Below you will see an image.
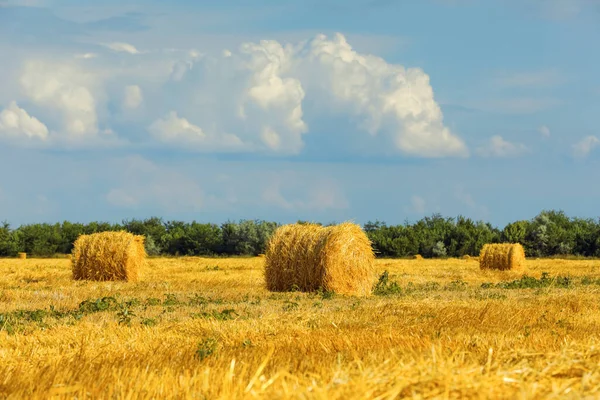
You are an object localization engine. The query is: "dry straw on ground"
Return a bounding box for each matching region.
[264,222,375,296]
[17,252,26,260]
[71,231,146,282]
[479,243,525,271]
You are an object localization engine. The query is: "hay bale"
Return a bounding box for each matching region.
[413,254,424,260]
[18,252,27,259]
[479,243,525,271]
[462,255,471,261]
[71,231,146,281]
[264,222,375,296]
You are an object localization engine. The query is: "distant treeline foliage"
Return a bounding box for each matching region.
[1,210,599,258]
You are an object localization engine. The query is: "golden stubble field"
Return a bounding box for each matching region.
[1,257,600,399]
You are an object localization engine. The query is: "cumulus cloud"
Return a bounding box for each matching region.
[6,33,466,158]
[149,111,205,142]
[293,33,468,158]
[103,42,140,54]
[572,136,600,159]
[148,111,244,150]
[476,135,528,158]
[123,85,143,109]
[20,61,100,139]
[149,33,464,157]
[0,101,49,141]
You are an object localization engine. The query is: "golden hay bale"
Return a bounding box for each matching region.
[413,254,424,260]
[264,222,375,296]
[18,252,27,259]
[71,231,146,282]
[462,255,471,261]
[479,243,525,271]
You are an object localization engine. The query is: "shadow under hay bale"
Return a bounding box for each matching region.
[479,243,525,272]
[18,252,27,260]
[264,222,375,296]
[71,231,146,282]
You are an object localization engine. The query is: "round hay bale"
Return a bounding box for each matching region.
[462,255,471,261]
[479,243,525,271]
[413,254,424,260]
[264,222,375,296]
[71,231,146,282]
[18,252,27,260]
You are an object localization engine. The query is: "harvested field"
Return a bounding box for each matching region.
[1,257,600,399]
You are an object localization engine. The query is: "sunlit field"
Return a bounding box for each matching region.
[2,257,600,399]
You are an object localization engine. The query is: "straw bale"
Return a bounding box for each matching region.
[479,243,525,271]
[413,254,424,260]
[18,252,26,260]
[264,222,375,296]
[462,255,471,261]
[71,231,146,281]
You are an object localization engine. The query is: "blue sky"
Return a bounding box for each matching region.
[0,0,599,227]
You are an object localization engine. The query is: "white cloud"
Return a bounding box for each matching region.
[0,101,49,141]
[103,42,140,55]
[149,33,464,157]
[123,85,143,110]
[105,155,203,212]
[20,61,100,139]
[149,111,206,142]
[294,33,468,158]
[538,125,551,138]
[572,136,600,159]
[5,33,466,158]
[476,135,528,158]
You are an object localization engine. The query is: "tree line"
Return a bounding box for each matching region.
[0,210,599,258]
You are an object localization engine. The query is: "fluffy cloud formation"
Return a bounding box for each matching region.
[294,34,468,158]
[6,33,466,158]
[476,135,528,158]
[0,101,49,141]
[20,61,101,140]
[572,136,600,159]
[148,111,244,150]
[123,85,143,109]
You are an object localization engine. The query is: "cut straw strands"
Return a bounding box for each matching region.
[71,231,146,282]
[479,243,525,272]
[264,222,375,296]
